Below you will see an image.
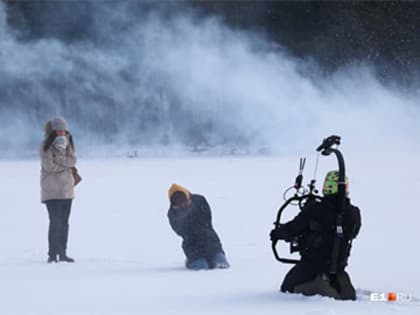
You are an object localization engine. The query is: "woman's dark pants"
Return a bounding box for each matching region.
[46,199,72,259]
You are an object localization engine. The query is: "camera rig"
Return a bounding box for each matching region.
[271,135,346,274]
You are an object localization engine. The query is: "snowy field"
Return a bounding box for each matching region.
[1,155,419,315]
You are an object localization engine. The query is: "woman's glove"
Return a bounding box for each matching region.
[53,135,68,151]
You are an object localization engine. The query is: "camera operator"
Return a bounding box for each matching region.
[270,170,361,300]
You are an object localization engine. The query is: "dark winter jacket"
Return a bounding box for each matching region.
[275,195,361,273]
[168,194,224,261]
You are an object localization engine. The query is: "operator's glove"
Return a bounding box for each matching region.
[270,225,290,242]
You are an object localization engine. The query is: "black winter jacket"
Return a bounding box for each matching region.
[277,195,361,273]
[167,194,224,261]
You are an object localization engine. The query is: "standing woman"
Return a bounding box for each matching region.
[40,117,78,263]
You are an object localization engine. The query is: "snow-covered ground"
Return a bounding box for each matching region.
[1,154,419,315]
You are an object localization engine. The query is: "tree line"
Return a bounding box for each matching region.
[190,1,420,85]
[4,0,419,83]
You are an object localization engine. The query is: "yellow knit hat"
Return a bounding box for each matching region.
[168,183,191,201]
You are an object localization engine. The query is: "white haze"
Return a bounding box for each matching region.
[0,1,419,157]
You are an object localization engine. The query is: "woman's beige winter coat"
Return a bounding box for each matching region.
[40,143,77,203]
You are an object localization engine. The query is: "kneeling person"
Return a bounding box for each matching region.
[167,184,230,270]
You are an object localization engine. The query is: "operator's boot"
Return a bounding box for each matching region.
[294,274,340,299]
[333,271,357,300]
